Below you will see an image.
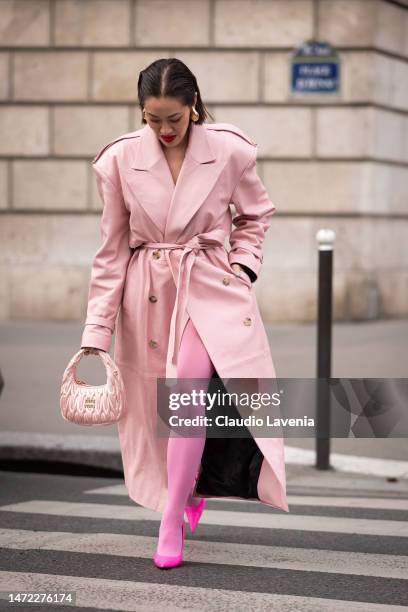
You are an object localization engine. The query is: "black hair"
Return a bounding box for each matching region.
[137,58,214,125]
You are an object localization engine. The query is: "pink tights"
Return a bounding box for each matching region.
[156,317,215,556]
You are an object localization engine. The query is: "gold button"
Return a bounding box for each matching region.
[243,317,252,326]
[149,295,158,303]
[152,250,161,259]
[149,340,158,348]
[222,277,230,286]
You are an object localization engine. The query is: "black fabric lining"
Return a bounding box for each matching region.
[195,370,263,500]
[237,263,257,283]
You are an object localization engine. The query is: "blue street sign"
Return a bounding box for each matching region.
[291,40,340,94]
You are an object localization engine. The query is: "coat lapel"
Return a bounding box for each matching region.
[130,122,223,242]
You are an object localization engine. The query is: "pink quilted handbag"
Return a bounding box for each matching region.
[60,348,127,426]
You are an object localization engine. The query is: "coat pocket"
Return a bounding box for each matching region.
[230,266,252,290]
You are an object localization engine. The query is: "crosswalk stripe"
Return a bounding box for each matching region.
[1,500,408,537]
[0,571,404,612]
[284,446,408,480]
[85,484,146,496]
[84,484,408,510]
[1,528,407,580]
[286,496,408,510]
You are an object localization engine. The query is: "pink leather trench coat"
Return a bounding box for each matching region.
[81,121,289,514]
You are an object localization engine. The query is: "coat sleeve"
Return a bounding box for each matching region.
[81,323,112,351]
[228,147,276,283]
[80,163,132,352]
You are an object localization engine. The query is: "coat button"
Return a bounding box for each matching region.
[243,317,252,326]
[149,295,158,303]
[152,250,161,259]
[222,277,230,286]
[149,340,158,348]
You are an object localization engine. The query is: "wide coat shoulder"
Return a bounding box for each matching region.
[205,122,257,148]
[92,127,144,165]
[205,122,258,175]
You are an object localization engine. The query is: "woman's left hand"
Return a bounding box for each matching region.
[231,263,251,284]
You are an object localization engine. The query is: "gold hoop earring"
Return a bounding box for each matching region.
[190,105,199,122]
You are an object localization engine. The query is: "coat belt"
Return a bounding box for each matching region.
[139,229,227,374]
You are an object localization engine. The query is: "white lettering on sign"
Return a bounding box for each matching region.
[299,65,331,76]
[296,78,336,89]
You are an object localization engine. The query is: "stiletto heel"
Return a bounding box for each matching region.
[185,498,206,533]
[153,522,185,569]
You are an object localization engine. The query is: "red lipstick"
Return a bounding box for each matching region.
[161,134,176,143]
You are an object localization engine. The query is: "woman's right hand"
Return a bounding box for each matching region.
[82,347,104,355]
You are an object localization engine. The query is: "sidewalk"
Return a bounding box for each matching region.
[0,319,407,476]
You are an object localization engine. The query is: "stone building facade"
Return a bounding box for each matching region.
[1,0,407,324]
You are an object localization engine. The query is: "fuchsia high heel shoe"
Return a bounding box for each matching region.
[153,522,186,569]
[185,498,206,533]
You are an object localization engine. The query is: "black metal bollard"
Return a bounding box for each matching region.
[316,229,335,470]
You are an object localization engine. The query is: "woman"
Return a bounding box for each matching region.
[81,58,289,570]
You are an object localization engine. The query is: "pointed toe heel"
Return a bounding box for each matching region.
[185,498,206,533]
[153,522,185,569]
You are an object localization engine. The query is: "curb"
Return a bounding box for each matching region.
[0,431,122,472]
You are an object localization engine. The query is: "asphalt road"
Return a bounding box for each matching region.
[0,469,407,611]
